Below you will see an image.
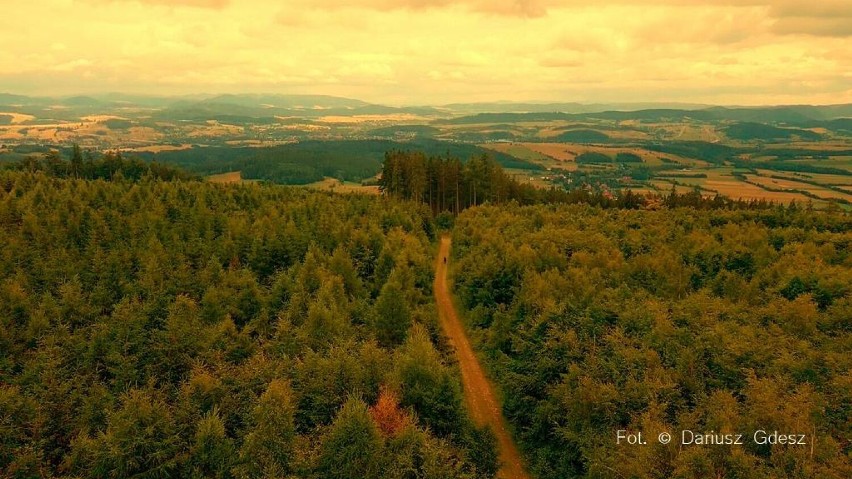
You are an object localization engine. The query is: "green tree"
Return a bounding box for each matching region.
[70,143,84,178]
[315,398,383,479]
[72,389,181,479]
[236,379,296,478]
[187,409,235,479]
[374,280,411,348]
[395,325,464,437]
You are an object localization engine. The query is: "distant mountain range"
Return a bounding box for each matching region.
[1,93,850,125]
[436,105,852,126]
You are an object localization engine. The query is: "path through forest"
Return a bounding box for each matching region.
[434,236,532,479]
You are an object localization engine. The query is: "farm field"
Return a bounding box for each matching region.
[745,174,852,202]
[206,170,245,184]
[754,169,852,186]
[500,142,706,168]
[504,167,558,188]
[2,93,850,208]
[304,177,381,194]
[482,143,577,171]
[484,138,852,206]
[787,157,852,173]
[648,180,700,195]
[648,168,834,206]
[0,112,36,124]
[704,178,814,203]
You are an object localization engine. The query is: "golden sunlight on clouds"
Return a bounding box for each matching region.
[1,0,849,104]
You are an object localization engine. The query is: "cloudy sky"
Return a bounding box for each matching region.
[1,0,850,105]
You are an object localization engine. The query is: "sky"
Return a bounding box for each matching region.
[1,0,850,105]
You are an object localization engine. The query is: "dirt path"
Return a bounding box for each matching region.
[434,236,532,479]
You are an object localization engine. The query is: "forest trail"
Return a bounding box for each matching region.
[434,236,532,479]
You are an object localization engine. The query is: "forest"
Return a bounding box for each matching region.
[379,150,791,214]
[1,145,193,182]
[378,150,657,214]
[0,170,498,478]
[1,145,849,479]
[134,140,535,185]
[450,203,851,478]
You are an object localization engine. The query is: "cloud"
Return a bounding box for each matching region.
[289,0,553,17]
[50,59,94,72]
[767,0,852,36]
[633,6,768,45]
[1,0,850,104]
[85,0,230,8]
[769,0,852,18]
[538,57,583,68]
[771,17,852,37]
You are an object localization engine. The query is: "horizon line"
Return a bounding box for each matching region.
[2,91,851,110]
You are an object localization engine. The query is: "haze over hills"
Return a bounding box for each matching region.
[2,90,851,208]
[2,92,851,122]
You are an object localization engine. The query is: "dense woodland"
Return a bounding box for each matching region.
[3,144,850,479]
[1,145,193,182]
[379,151,653,214]
[0,171,498,478]
[135,140,534,185]
[451,204,851,478]
[380,150,789,214]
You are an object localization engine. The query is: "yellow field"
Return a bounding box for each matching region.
[764,142,852,152]
[626,187,659,196]
[80,115,126,122]
[753,169,852,186]
[703,179,812,203]
[745,175,852,201]
[0,112,36,124]
[207,171,244,184]
[187,122,243,138]
[480,143,578,171]
[513,142,704,168]
[644,123,722,142]
[536,126,651,141]
[504,168,556,188]
[305,178,380,195]
[649,180,700,195]
[481,143,551,161]
[123,144,193,153]
[315,114,430,124]
[0,117,167,146]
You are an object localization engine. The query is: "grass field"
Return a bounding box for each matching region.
[504,168,557,188]
[0,112,36,124]
[482,143,552,162]
[481,143,578,171]
[304,177,380,194]
[704,179,813,203]
[754,169,852,186]
[123,144,194,153]
[745,174,852,202]
[648,180,701,195]
[207,171,244,184]
[648,168,838,206]
[787,157,852,173]
[494,142,707,168]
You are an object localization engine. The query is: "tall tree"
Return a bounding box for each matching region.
[374,280,411,348]
[315,398,383,479]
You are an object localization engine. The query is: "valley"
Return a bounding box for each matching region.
[2,94,850,207]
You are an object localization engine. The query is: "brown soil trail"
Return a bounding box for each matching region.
[434,236,532,479]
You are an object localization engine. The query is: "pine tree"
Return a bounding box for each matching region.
[315,398,383,479]
[374,280,411,348]
[236,379,296,478]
